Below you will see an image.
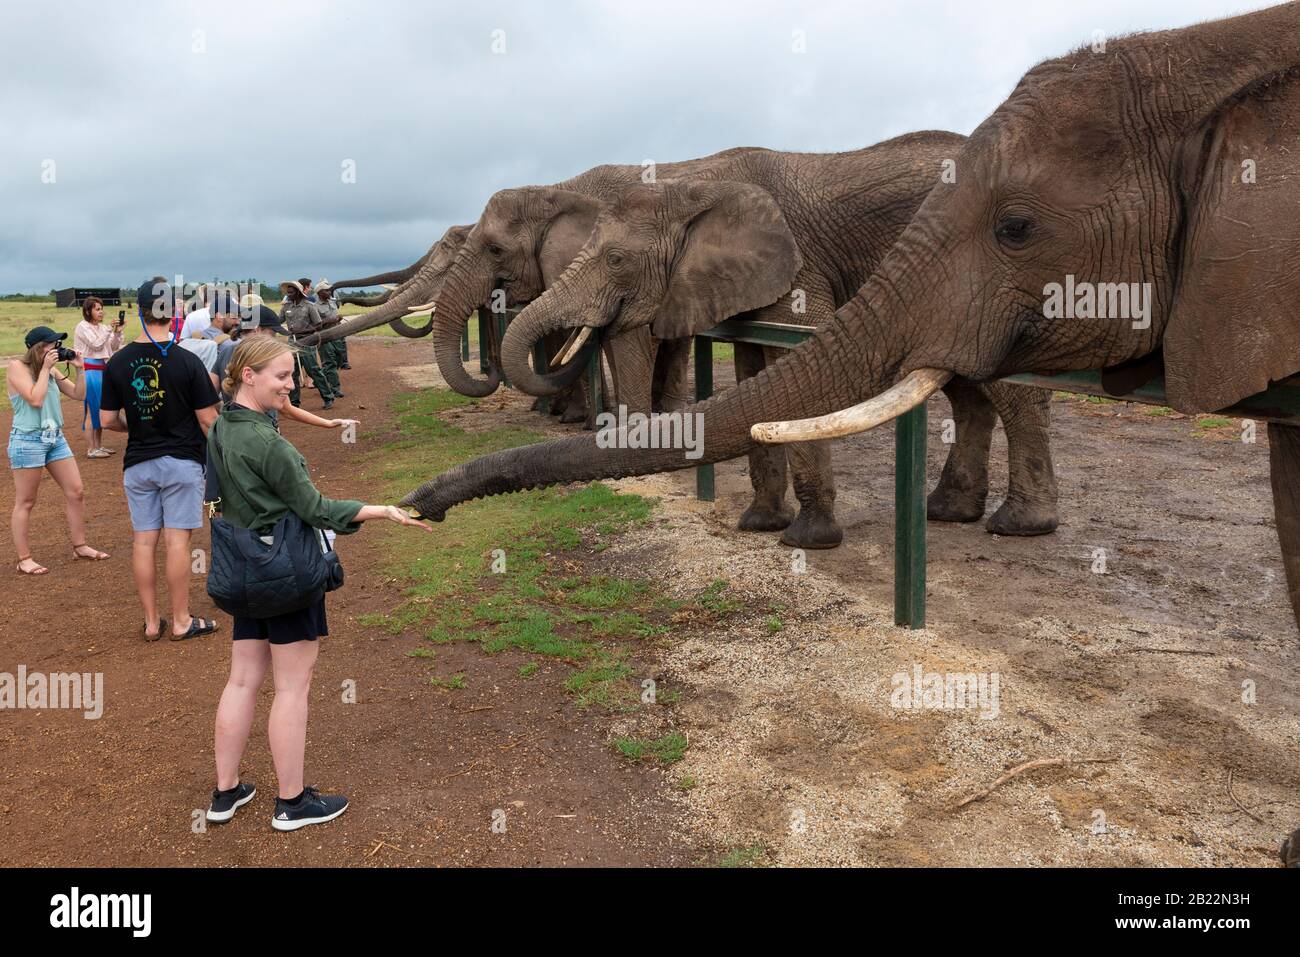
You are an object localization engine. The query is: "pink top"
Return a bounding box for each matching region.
[73,319,124,361]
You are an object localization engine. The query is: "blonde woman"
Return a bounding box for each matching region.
[207,336,430,830]
[73,296,125,457]
[7,327,110,575]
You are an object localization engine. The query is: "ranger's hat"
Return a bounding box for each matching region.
[238,293,264,309]
[279,280,307,297]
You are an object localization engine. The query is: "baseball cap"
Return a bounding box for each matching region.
[24,326,68,349]
[240,304,288,334]
[136,278,174,321]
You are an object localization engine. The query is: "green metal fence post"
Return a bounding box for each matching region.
[894,401,928,628]
[586,342,603,418]
[461,322,470,362]
[694,335,715,501]
[477,309,490,374]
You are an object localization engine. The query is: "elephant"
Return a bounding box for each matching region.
[498,137,1060,546]
[400,3,1300,862]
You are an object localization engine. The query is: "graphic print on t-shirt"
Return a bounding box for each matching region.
[128,355,167,419]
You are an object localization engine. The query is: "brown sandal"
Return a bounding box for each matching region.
[16,557,48,575]
[72,544,110,561]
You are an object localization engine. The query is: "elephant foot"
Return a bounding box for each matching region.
[985,496,1059,536]
[559,403,587,425]
[926,485,987,523]
[738,502,794,532]
[529,396,546,413]
[1283,829,1300,868]
[780,508,843,550]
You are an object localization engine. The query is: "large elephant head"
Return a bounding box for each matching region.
[428,186,609,397]
[498,179,802,396]
[309,223,471,345]
[405,5,1300,618]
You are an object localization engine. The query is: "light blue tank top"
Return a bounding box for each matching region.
[9,372,65,433]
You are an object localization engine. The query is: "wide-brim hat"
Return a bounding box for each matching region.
[238,293,264,309]
[314,279,333,295]
[279,280,307,297]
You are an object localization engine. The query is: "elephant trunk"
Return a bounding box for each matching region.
[402,308,892,520]
[431,254,502,398]
[499,283,601,396]
[305,249,446,346]
[328,255,428,291]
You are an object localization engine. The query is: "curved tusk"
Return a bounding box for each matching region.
[381,283,399,291]
[550,326,584,368]
[405,300,437,315]
[556,326,594,367]
[751,368,952,444]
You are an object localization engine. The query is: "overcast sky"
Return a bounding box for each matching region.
[0,0,1276,293]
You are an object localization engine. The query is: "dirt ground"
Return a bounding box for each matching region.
[1,335,1295,866]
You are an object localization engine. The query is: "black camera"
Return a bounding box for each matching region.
[54,346,77,362]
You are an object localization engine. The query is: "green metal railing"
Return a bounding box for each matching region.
[691,320,1300,630]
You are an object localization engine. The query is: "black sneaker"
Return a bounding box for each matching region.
[341,364,352,370]
[207,781,256,823]
[272,786,349,832]
[322,399,335,410]
[333,390,345,398]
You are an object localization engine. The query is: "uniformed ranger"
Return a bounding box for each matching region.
[313,281,346,400]
[279,280,337,409]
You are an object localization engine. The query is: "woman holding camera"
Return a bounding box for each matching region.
[73,296,124,458]
[7,327,111,575]
[207,336,430,830]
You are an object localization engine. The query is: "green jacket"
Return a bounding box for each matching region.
[209,407,364,536]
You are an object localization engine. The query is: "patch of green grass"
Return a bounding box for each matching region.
[1195,415,1233,431]
[764,614,783,634]
[613,731,688,765]
[447,674,466,690]
[1144,406,1174,417]
[716,845,769,868]
[677,775,697,792]
[404,647,436,659]
[518,662,539,678]
[697,579,743,614]
[566,658,635,709]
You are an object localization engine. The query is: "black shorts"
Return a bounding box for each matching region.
[232,597,328,645]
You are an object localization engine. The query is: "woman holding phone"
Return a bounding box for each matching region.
[73,296,124,458]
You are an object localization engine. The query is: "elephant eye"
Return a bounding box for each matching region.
[994,215,1035,248]
[605,249,625,269]
[486,243,504,258]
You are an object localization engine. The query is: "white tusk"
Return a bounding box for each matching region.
[556,326,594,367]
[381,283,399,291]
[751,368,952,443]
[405,301,437,315]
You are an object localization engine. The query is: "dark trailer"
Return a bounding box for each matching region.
[54,287,121,307]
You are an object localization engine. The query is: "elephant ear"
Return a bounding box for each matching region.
[651,181,802,340]
[1163,71,1300,413]
[536,189,606,286]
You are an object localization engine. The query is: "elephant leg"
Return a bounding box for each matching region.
[734,341,794,532]
[1270,423,1300,867]
[781,439,842,549]
[652,337,693,413]
[606,327,655,414]
[929,377,997,523]
[982,381,1059,536]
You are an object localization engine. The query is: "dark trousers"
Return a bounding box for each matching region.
[319,338,345,394]
[290,338,334,405]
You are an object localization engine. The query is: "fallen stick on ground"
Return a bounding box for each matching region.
[1227,768,1265,824]
[951,756,1119,811]
[1128,646,1218,655]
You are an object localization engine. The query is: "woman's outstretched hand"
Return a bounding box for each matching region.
[386,505,433,531]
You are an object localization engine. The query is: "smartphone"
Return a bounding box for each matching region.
[117,310,126,326]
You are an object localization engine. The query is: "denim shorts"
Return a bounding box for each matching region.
[7,428,74,470]
[123,456,206,531]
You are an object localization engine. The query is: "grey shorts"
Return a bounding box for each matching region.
[123,456,206,532]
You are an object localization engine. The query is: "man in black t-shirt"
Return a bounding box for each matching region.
[101,279,221,642]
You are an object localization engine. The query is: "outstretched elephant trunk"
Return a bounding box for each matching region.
[307,249,452,347]
[329,253,436,337]
[401,299,918,520]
